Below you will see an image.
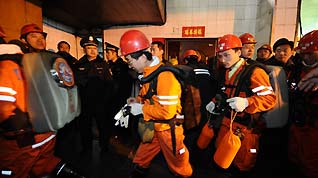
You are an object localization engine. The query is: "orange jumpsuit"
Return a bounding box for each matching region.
[133,62,193,177]
[0,54,61,177]
[215,59,276,171]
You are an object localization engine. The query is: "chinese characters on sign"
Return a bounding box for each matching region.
[182,26,205,37]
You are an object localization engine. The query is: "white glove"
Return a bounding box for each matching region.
[226,97,249,112]
[206,101,215,114]
[114,105,130,128]
[128,103,143,116]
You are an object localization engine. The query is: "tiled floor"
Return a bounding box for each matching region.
[54,120,303,178]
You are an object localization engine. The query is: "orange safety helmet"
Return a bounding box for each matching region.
[183,49,199,60]
[217,34,242,53]
[296,30,318,53]
[0,26,6,38]
[120,30,150,56]
[239,33,257,44]
[20,23,47,39]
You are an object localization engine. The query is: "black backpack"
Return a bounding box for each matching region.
[229,62,289,129]
[218,61,273,128]
[140,65,202,130]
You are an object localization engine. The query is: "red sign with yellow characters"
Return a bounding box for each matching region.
[182,26,205,37]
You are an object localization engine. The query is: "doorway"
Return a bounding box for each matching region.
[165,38,218,64]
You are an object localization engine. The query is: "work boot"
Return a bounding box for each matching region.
[53,162,86,178]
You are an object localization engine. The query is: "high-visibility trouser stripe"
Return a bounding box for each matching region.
[1,170,12,176]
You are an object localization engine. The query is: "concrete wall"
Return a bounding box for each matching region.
[43,24,83,58]
[271,0,299,46]
[3,0,297,57]
[103,0,298,55]
[255,0,274,49]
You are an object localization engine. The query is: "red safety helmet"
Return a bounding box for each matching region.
[20,23,47,39]
[217,34,242,53]
[183,49,199,59]
[0,26,6,38]
[239,33,257,44]
[296,30,318,53]
[120,30,150,56]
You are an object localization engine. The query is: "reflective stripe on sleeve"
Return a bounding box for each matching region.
[0,87,17,95]
[0,95,16,102]
[257,90,273,96]
[158,100,178,105]
[157,95,178,99]
[157,95,179,105]
[252,86,266,93]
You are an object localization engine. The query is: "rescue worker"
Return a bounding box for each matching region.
[256,44,273,64]
[206,34,276,177]
[182,49,218,168]
[288,30,318,178]
[105,42,133,144]
[0,43,84,177]
[239,33,257,61]
[119,30,193,178]
[20,23,47,53]
[183,49,217,128]
[75,36,113,154]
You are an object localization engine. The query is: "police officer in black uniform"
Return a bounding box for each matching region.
[75,36,113,154]
[105,42,134,144]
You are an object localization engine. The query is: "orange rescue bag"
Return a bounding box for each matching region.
[214,111,241,169]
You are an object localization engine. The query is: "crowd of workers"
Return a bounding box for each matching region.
[0,23,318,178]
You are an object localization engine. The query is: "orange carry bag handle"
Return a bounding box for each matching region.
[214,110,241,169]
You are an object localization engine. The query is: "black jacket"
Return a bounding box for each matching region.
[75,55,113,110]
[186,60,218,127]
[108,57,133,111]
